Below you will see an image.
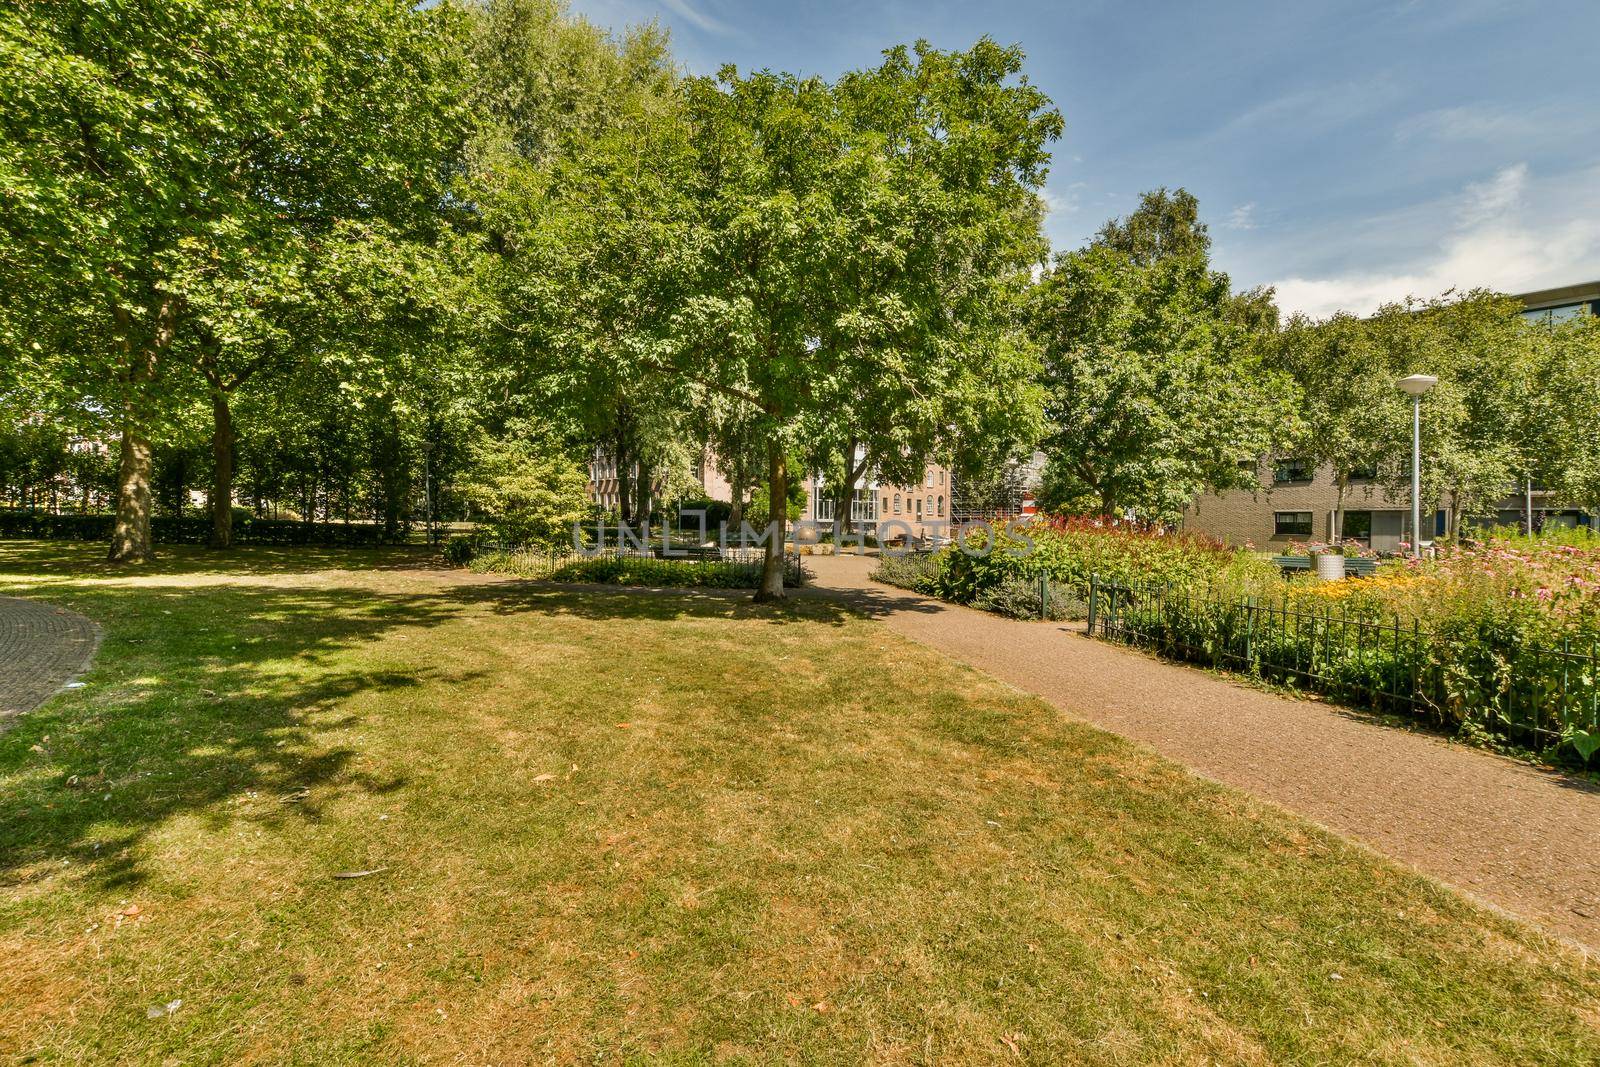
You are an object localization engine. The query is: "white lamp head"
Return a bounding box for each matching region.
[1397,374,1439,397]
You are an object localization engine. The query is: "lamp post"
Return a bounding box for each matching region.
[1396,374,1438,558]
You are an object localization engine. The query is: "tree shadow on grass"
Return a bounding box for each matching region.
[0,560,903,891]
[0,539,439,580]
[0,578,484,891]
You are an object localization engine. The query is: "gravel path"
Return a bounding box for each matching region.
[0,596,100,728]
[803,552,1600,952]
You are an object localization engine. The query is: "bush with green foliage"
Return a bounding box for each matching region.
[550,557,774,588]
[442,534,483,566]
[459,434,591,548]
[870,551,942,593]
[972,577,1087,621]
[747,479,807,526]
[923,517,1278,608]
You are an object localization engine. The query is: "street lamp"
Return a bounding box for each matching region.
[1396,374,1438,558]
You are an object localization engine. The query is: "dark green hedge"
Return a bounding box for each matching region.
[0,511,404,546]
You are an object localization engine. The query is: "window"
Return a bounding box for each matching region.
[915,497,923,519]
[1345,464,1377,481]
[936,494,943,516]
[1340,510,1372,540]
[850,492,877,522]
[1522,303,1592,325]
[939,470,945,485]
[816,498,835,522]
[893,494,901,514]
[1273,458,1312,484]
[1274,511,1313,537]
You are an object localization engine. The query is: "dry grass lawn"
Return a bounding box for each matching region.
[1,541,1598,1064]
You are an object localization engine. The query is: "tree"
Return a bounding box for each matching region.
[1537,316,1600,518]
[1268,312,1408,541]
[675,39,1062,598]
[465,0,690,526]
[459,429,590,546]
[1034,191,1298,523]
[1094,186,1210,267]
[1,0,465,560]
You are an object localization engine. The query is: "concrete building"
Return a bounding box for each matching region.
[1182,458,1445,553]
[1182,281,1599,551]
[1516,279,1600,325]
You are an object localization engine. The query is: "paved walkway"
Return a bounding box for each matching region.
[0,596,100,727]
[803,553,1600,952]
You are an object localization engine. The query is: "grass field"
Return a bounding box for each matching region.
[2,541,1598,1063]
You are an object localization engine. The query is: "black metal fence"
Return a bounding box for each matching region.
[1086,576,1600,756]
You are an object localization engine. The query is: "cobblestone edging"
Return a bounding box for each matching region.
[0,596,101,726]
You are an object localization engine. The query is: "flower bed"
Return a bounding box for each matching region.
[873,517,1279,610]
[1097,531,1600,766]
[1293,533,1600,639]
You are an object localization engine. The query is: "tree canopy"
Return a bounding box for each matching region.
[1034,189,1298,523]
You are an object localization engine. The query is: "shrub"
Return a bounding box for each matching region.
[971,577,1087,621]
[469,549,803,589]
[922,517,1278,608]
[871,551,942,593]
[552,555,805,589]
[458,433,590,548]
[442,534,482,566]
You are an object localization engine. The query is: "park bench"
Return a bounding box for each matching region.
[1270,554,1379,577]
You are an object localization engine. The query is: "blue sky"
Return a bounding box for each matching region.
[569,0,1599,317]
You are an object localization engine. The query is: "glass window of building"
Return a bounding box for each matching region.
[1274,511,1314,536]
[1274,458,1313,484]
[1340,510,1372,540]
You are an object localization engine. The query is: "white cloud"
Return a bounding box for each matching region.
[1041,181,1086,218]
[1396,104,1522,143]
[1224,202,1257,231]
[659,0,732,35]
[1270,163,1600,319]
[1459,162,1526,224]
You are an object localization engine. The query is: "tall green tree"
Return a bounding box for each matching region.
[1,0,464,560]
[1537,317,1600,519]
[1268,312,1408,541]
[465,0,688,524]
[676,40,1061,598]
[1034,190,1297,523]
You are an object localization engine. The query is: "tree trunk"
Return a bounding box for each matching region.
[615,435,634,525]
[635,457,652,525]
[107,426,154,563]
[755,442,788,602]
[208,390,235,549]
[107,323,169,562]
[832,438,865,543]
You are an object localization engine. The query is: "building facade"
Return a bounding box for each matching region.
[1181,458,1446,553]
[1182,281,1600,551]
[1516,280,1600,325]
[796,461,953,541]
